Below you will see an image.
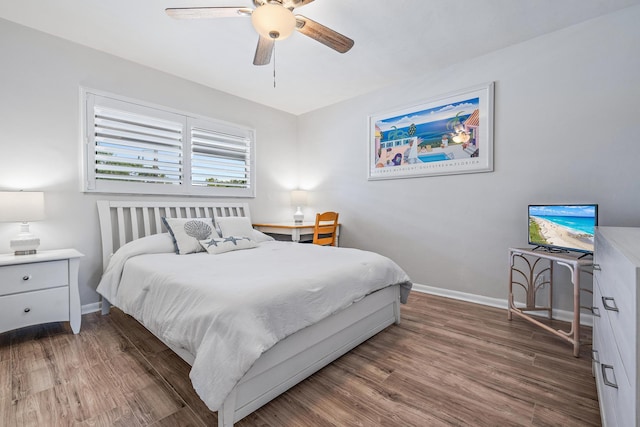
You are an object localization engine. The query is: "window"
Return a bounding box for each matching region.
[83,90,255,197]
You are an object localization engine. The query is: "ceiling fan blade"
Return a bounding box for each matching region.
[295,16,354,53]
[253,36,274,66]
[165,7,252,19]
[282,0,315,8]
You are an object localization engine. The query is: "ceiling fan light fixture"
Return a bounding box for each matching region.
[251,3,296,40]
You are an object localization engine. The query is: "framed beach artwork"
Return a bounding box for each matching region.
[368,82,494,180]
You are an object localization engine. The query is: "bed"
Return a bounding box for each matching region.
[96,200,412,427]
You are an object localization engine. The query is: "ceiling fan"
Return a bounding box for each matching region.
[166,0,354,66]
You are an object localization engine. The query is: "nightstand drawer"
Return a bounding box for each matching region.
[0,287,69,333]
[0,260,68,296]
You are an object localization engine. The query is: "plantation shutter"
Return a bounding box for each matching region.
[190,119,252,189]
[92,105,183,185]
[84,90,255,197]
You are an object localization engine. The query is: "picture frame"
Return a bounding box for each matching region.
[368,82,494,180]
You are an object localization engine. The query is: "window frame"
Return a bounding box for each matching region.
[81,88,256,198]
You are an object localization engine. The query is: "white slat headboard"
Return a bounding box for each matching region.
[97,200,251,272]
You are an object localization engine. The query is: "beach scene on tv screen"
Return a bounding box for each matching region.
[529,205,596,252]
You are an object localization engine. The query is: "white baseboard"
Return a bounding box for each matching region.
[81,301,102,315]
[411,283,593,327]
[81,284,593,328]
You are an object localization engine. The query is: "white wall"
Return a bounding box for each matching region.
[0,19,299,306]
[2,5,639,312]
[297,6,640,311]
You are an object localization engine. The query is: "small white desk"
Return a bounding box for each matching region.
[507,247,593,357]
[253,222,340,246]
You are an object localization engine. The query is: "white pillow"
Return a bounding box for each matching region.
[216,216,254,238]
[162,217,217,255]
[251,229,275,243]
[112,233,175,258]
[97,233,176,304]
[199,236,258,255]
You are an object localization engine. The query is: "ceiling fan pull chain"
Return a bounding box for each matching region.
[273,43,277,88]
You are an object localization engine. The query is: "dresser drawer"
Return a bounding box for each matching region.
[593,278,635,427]
[594,274,637,384]
[0,260,68,296]
[594,232,636,328]
[593,227,640,427]
[593,326,619,427]
[0,287,69,333]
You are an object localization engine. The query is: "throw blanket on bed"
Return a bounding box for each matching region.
[97,236,412,411]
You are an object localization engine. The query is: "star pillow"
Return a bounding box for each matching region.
[199,236,258,255]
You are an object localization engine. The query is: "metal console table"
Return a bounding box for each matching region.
[507,247,593,357]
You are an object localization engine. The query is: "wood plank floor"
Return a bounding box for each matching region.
[0,292,600,426]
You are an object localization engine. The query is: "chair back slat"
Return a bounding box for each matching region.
[313,212,339,246]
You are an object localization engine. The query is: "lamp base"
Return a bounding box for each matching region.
[11,236,40,255]
[10,223,40,256]
[14,249,37,256]
[293,207,304,224]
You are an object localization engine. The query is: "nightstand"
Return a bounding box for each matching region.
[0,249,83,334]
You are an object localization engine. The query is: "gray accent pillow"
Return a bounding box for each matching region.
[162,217,217,255]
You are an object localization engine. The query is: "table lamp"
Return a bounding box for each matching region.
[0,191,45,255]
[291,190,308,224]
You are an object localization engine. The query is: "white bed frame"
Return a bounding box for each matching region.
[97,200,402,427]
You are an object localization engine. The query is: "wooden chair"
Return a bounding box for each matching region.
[312,211,339,246]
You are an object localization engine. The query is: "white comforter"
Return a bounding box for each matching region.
[97,234,411,411]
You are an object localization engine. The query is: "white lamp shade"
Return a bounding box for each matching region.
[0,191,45,222]
[251,3,297,40]
[291,190,308,206]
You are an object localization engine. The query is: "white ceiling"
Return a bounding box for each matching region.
[1,0,639,114]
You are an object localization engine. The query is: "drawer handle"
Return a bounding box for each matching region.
[592,264,601,271]
[23,308,31,313]
[592,349,600,364]
[602,297,619,312]
[22,275,31,281]
[601,364,618,389]
[591,306,600,317]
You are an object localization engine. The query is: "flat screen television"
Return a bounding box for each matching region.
[528,204,598,254]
